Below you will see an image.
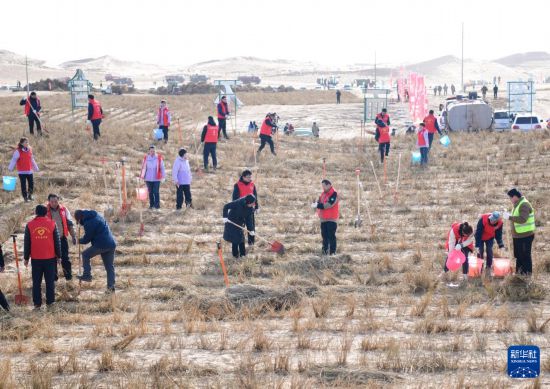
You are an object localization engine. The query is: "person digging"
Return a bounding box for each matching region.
[222,194,256,258]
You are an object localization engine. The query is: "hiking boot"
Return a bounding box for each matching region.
[77,275,93,283]
[105,287,115,294]
[33,305,41,311]
[28,194,34,201]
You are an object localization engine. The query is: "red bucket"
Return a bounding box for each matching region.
[136,187,148,201]
[467,255,483,278]
[493,258,512,277]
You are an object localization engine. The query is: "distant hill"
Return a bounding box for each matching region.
[60,55,169,76]
[0,49,46,67]
[494,51,550,66]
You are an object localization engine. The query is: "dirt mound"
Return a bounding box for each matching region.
[279,254,353,276]
[0,316,35,340]
[497,275,547,302]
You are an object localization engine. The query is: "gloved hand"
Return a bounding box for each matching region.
[72,236,77,245]
[503,211,510,220]
[86,120,91,126]
[222,218,228,223]
[249,231,255,236]
[310,202,318,209]
[254,208,259,214]
[455,243,462,250]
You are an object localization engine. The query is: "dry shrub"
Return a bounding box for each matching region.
[526,311,550,333]
[311,296,332,318]
[0,360,14,388]
[497,276,546,302]
[97,350,115,372]
[414,315,451,334]
[308,365,401,385]
[253,329,271,352]
[411,292,432,317]
[226,284,301,313]
[35,339,55,353]
[28,361,52,389]
[404,270,435,294]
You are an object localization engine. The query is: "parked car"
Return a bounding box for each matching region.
[511,114,544,131]
[493,110,512,130]
[343,84,352,91]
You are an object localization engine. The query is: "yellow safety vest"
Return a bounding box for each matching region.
[512,197,535,234]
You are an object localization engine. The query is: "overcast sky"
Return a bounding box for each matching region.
[1,0,548,67]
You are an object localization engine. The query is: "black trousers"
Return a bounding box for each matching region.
[28,114,42,134]
[203,143,217,169]
[378,142,390,162]
[57,236,72,280]
[176,184,192,209]
[218,119,228,139]
[443,247,472,275]
[321,221,337,255]
[92,119,101,140]
[32,259,57,307]
[245,212,255,245]
[232,242,246,258]
[478,238,495,269]
[160,125,169,142]
[513,235,534,275]
[18,173,33,200]
[258,134,275,154]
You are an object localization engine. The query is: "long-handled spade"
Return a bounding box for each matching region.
[226,220,285,254]
[354,168,362,228]
[11,235,29,305]
[77,225,82,295]
[216,242,230,287]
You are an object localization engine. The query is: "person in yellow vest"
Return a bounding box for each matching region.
[311,179,339,255]
[503,188,535,275]
[24,205,62,309]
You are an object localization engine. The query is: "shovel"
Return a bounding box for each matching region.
[354,168,362,228]
[11,235,29,305]
[226,220,285,254]
[217,242,230,287]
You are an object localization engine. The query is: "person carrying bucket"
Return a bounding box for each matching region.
[24,205,62,309]
[140,145,165,209]
[503,188,535,275]
[19,91,42,136]
[87,95,104,141]
[200,116,219,171]
[257,113,277,156]
[374,108,391,163]
[222,194,257,258]
[423,110,442,149]
[172,148,192,209]
[311,179,339,256]
[475,211,505,276]
[232,170,258,248]
[8,137,39,202]
[416,123,430,166]
[441,222,474,282]
[157,99,171,144]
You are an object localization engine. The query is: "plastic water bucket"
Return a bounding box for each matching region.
[440,135,451,147]
[446,249,466,271]
[493,258,512,277]
[153,128,164,140]
[2,176,16,191]
[467,255,483,278]
[136,187,148,201]
[411,151,421,164]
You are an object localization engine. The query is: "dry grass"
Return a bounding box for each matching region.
[0,91,549,387]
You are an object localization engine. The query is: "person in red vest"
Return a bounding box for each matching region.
[374,117,391,164]
[19,91,42,135]
[311,179,339,255]
[257,113,277,156]
[416,123,430,166]
[46,193,77,281]
[217,95,230,140]
[141,145,165,209]
[475,211,504,275]
[157,99,171,144]
[8,137,39,202]
[232,170,259,247]
[442,221,474,282]
[200,116,219,171]
[87,94,104,140]
[422,110,442,149]
[24,205,62,309]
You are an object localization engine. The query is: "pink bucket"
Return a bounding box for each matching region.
[446,249,466,271]
[136,187,148,201]
[467,256,483,278]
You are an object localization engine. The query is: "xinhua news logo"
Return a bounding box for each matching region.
[508,345,540,379]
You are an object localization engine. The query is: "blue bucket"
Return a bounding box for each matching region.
[3,176,16,191]
[440,135,451,147]
[411,151,421,164]
[153,128,164,140]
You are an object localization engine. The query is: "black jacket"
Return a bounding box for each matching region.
[232,178,259,210]
[222,198,251,244]
[19,97,41,115]
[24,220,62,260]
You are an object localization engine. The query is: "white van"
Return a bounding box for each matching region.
[493,110,512,131]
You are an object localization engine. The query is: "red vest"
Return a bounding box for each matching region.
[90,100,103,120]
[24,97,40,116]
[260,118,272,136]
[481,214,503,241]
[378,126,390,143]
[141,154,164,180]
[376,113,390,125]
[158,107,170,126]
[237,180,255,197]
[204,124,219,143]
[417,129,428,147]
[318,187,339,221]
[423,114,437,133]
[217,101,228,119]
[47,205,70,237]
[16,147,33,172]
[446,222,474,250]
[28,217,56,260]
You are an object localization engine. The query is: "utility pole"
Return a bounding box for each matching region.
[461,23,464,92]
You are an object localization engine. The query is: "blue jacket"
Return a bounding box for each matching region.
[78,210,116,249]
